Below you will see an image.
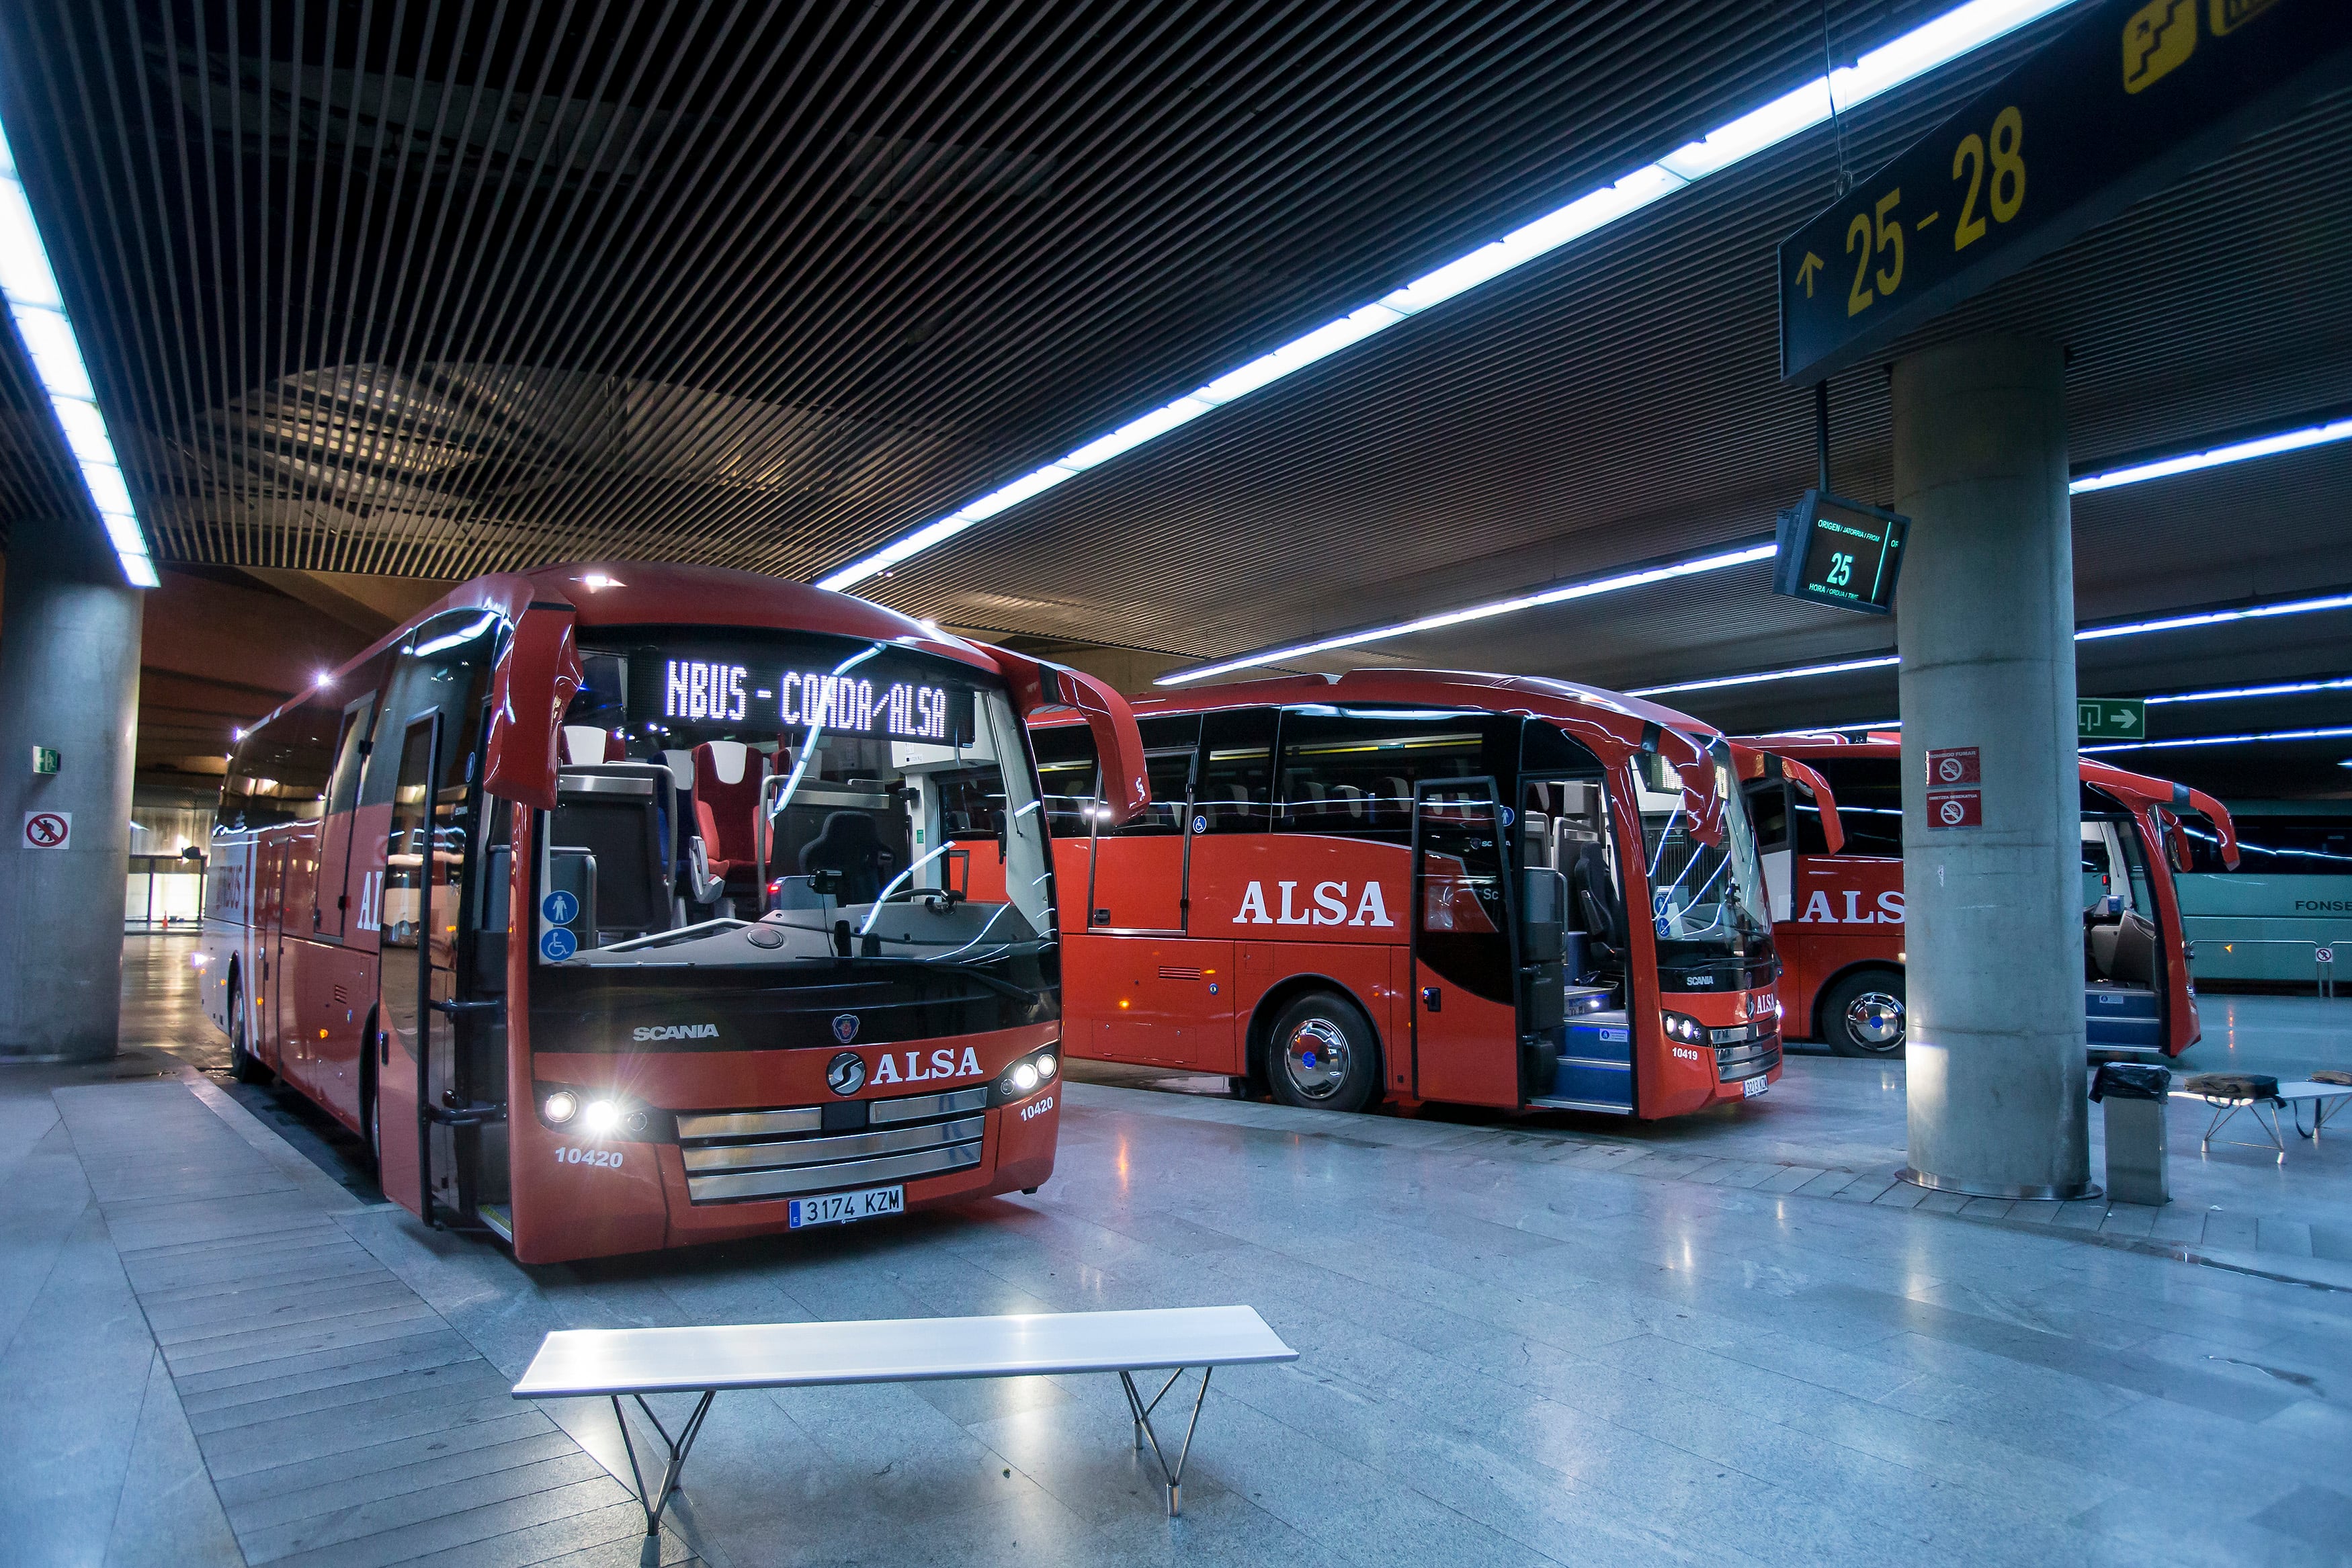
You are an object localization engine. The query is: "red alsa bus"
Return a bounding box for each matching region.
[199,562,1148,1262]
[1030,670,1790,1119]
[1734,735,2238,1057]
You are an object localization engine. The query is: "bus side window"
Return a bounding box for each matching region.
[1029,722,1100,837]
[1111,714,1199,838]
[1277,710,1485,842]
[1800,756,1902,855]
[1197,707,1277,833]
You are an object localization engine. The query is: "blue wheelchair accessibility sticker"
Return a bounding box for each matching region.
[540,889,579,926]
[538,927,578,962]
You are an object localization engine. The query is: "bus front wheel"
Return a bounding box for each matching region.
[1267,992,1380,1113]
[1820,969,1907,1058]
[227,976,270,1084]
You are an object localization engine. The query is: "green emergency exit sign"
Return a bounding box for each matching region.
[30,746,59,775]
[2078,699,2145,741]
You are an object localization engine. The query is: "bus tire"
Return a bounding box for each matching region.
[1267,991,1380,1113]
[227,974,271,1083]
[1820,968,1907,1057]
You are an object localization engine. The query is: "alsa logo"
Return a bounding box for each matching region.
[633,1023,720,1041]
[1235,880,1396,927]
[1797,889,1905,925]
[872,1047,984,1086]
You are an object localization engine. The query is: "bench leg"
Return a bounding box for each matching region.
[612,1390,716,1537]
[2198,1099,2285,1162]
[1118,1367,1214,1517]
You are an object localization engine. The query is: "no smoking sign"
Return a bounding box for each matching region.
[22,810,72,850]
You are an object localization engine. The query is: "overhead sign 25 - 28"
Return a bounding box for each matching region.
[1780,0,2352,382]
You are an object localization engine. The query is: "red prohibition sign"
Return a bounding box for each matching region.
[25,812,68,846]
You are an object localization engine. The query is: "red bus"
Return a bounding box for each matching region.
[1030,670,1789,1120]
[198,562,1147,1262]
[1734,735,2238,1058]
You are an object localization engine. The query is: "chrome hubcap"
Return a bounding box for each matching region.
[1283,1018,1350,1099]
[1846,992,1906,1049]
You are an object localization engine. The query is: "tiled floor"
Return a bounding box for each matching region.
[1,941,2347,1566]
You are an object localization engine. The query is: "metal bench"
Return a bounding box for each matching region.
[511,1305,1298,1534]
[2175,1079,2352,1160]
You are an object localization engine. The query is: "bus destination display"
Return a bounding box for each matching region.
[659,658,972,742]
[1771,490,1908,616]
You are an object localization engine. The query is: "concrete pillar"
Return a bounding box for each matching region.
[0,529,144,1061]
[1891,337,2094,1200]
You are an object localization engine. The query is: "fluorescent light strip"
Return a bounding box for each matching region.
[2146,674,2352,705]
[2083,726,2352,754]
[1630,591,2352,697]
[0,115,157,587]
[817,0,2076,593]
[1157,542,1777,685]
[2070,417,2352,494]
[1633,654,1899,699]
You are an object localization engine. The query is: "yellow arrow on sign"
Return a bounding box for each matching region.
[1796,251,1825,297]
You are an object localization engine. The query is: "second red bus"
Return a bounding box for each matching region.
[1033,670,1788,1120]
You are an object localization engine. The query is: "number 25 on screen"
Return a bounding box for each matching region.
[1845,105,2025,318]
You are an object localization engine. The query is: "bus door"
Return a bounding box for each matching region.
[1084,716,1198,933]
[2083,801,2166,1053]
[313,693,378,937]
[374,617,502,1225]
[1409,778,1520,1107]
[255,833,289,1074]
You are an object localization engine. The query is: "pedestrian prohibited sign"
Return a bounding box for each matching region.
[22,811,71,849]
[2078,699,2145,741]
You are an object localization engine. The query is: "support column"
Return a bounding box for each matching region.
[0,532,144,1061]
[1892,336,2093,1200]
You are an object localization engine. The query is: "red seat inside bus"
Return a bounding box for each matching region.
[691,740,767,880]
[561,724,626,763]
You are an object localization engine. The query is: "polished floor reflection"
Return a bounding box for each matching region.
[1,939,2344,1566]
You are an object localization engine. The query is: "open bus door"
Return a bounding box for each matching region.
[1409,779,1521,1107]
[374,615,506,1226]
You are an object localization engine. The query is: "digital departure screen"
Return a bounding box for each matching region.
[1771,490,1909,616]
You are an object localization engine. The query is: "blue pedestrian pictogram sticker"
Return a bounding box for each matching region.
[541,889,579,925]
[539,927,578,962]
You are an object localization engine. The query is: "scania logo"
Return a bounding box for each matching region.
[632,1022,720,1042]
[832,1013,861,1044]
[826,1051,867,1096]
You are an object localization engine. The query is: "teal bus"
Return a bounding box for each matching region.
[2177,801,2352,986]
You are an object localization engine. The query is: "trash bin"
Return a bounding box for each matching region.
[2091,1062,2172,1205]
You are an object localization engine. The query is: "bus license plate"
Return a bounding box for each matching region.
[1742,1075,1770,1098]
[789,1185,905,1228]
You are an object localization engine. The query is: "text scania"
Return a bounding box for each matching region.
[1234,880,1396,928]
[633,1023,721,1041]
[870,1046,984,1085]
[1797,889,1905,924]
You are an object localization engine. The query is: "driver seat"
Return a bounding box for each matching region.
[800,812,886,903]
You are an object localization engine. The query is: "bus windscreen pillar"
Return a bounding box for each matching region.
[1890,336,2093,1201]
[0,535,146,1061]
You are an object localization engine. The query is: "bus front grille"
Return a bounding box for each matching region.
[1716,1035,1781,1083]
[676,1086,989,1205]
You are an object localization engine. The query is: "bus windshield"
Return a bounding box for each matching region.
[538,627,1052,976]
[1634,741,1773,967]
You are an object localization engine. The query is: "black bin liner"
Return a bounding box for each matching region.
[2090,1063,2172,1102]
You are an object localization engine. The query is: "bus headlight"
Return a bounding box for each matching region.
[544,1091,579,1125]
[1011,1062,1040,1094]
[583,1099,621,1135]
[1037,1053,1057,1080]
[1661,1011,1707,1046]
